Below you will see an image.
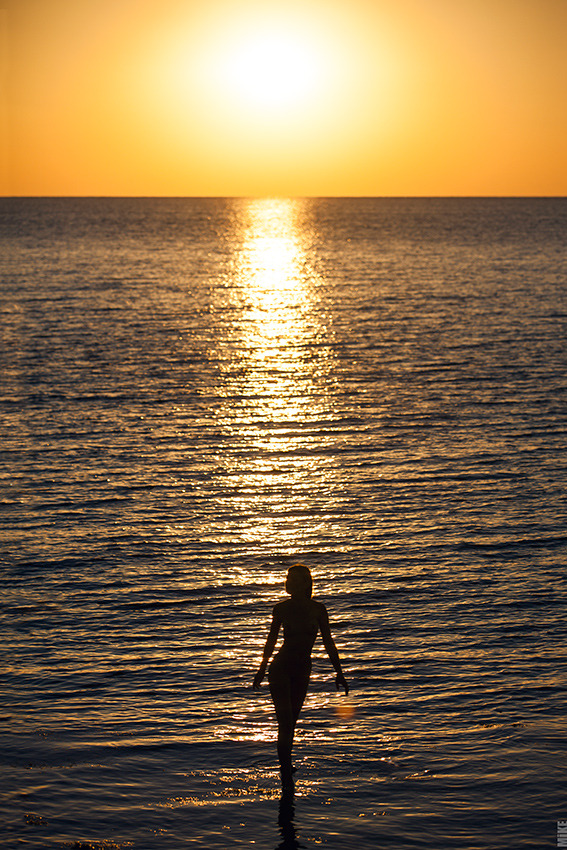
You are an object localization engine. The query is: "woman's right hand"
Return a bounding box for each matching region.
[253,670,265,690]
[335,672,349,695]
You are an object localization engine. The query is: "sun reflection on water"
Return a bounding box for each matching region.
[219,197,334,422]
[207,198,343,557]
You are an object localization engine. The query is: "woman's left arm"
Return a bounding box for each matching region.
[318,604,349,695]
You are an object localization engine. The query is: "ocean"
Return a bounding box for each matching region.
[0,197,565,849]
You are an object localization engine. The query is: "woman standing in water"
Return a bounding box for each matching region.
[253,564,349,795]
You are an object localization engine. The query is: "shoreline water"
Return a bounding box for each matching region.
[1,197,565,848]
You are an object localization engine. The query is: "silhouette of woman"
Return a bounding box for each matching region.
[253,564,349,795]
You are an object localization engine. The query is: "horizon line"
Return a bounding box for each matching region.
[2,194,567,201]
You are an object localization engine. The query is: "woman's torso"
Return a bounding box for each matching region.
[276,598,321,660]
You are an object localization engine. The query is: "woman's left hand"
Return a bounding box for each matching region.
[335,672,349,695]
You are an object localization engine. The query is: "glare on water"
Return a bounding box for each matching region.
[206,199,345,557]
[219,198,334,412]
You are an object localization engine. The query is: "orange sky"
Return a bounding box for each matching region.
[2,0,566,196]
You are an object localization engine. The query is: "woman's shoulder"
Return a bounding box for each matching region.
[273,599,292,616]
[273,598,326,614]
[310,598,328,618]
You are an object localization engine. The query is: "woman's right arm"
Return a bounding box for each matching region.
[253,606,281,689]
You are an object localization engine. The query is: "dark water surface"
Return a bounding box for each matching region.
[1,197,566,848]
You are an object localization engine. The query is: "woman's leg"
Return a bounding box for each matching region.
[270,668,311,792]
[269,667,295,792]
[290,667,311,731]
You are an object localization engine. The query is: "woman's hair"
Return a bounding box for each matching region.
[287,563,313,598]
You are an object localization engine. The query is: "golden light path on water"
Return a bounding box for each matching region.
[212,198,344,567]
[206,200,357,756]
[227,198,330,417]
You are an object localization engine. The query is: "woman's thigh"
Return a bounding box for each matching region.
[290,668,310,721]
[269,657,311,726]
[269,664,293,729]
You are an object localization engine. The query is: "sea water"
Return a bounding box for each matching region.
[0,197,566,849]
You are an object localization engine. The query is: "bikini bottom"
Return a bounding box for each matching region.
[268,650,311,700]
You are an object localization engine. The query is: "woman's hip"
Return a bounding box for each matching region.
[268,652,311,685]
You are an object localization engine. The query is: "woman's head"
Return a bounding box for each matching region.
[286,563,313,599]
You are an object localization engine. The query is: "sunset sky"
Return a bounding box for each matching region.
[2,0,566,196]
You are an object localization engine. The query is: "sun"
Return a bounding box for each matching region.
[125,1,410,193]
[214,24,326,117]
[188,9,339,132]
